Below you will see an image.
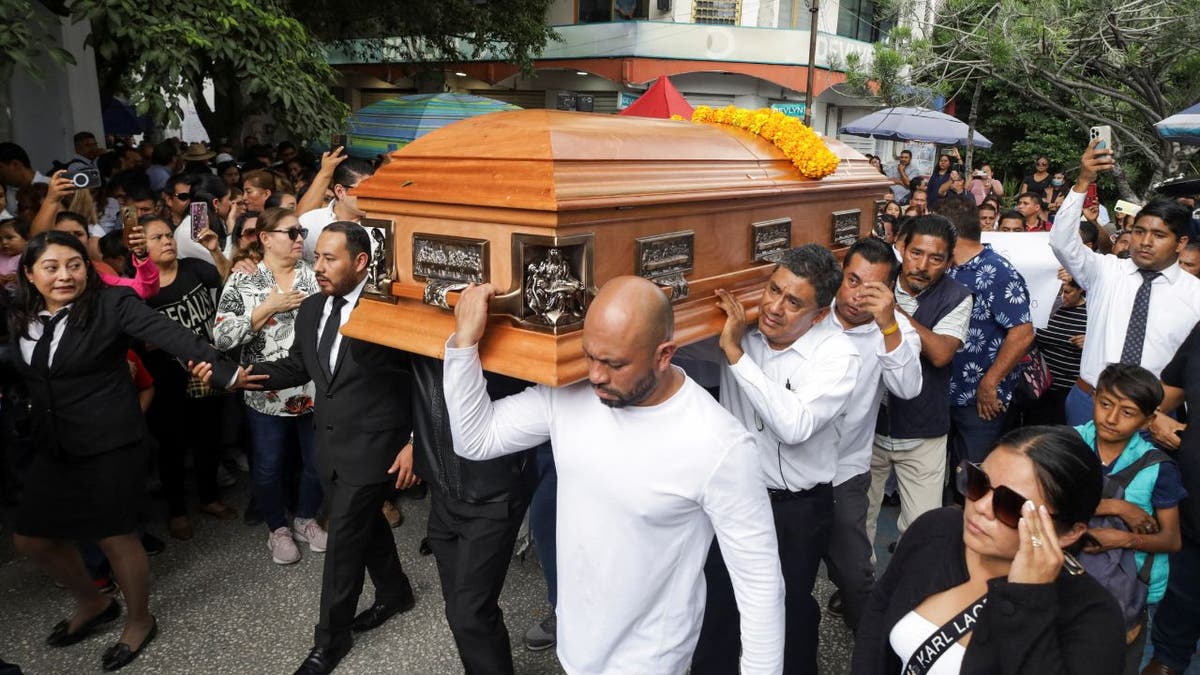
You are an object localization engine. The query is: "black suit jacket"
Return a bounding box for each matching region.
[252,292,412,486]
[12,287,239,459]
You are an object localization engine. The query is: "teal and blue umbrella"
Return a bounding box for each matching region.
[345,93,521,159]
[1154,102,1200,146]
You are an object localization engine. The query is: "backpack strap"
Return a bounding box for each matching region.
[1108,448,1171,489]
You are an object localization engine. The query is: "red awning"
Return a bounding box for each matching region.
[617,75,695,119]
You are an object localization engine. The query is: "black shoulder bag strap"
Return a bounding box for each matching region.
[902,594,989,675]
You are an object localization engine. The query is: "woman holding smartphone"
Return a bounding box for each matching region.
[852,426,1125,674]
[213,207,325,565]
[139,214,236,540]
[9,231,241,671]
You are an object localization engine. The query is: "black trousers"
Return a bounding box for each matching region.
[427,487,529,675]
[822,472,875,632]
[692,483,833,675]
[314,475,410,649]
[143,353,221,518]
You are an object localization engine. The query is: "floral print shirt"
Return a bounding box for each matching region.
[214,260,319,417]
[947,244,1033,407]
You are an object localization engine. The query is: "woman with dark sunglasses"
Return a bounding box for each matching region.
[852,425,1125,674]
[213,207,325,565]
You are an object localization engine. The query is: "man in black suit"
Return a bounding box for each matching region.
[222,221,417,675]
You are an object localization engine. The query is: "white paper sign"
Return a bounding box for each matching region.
[979,231,1062,329]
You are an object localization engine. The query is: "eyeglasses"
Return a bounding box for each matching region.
[266,227,307,241]
[956,461,1033,529]
[173,192,191,201]
[240,229,258,239]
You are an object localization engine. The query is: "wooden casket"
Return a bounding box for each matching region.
[342,109,891,386]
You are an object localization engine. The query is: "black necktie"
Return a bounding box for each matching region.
[32,310,69,373]
[317,296,347,380]
[1120,269,1162,365]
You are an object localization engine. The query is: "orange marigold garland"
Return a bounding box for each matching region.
[689,105,840,179]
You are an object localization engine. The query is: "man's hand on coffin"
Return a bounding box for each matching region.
[453,283,497,348]
[715,288,747,365]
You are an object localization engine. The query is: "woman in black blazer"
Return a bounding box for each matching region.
[852,425,1125,674]
[8,231,240,671]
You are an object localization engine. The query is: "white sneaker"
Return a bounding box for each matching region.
[268,527,301,565]
[293,518,328,553]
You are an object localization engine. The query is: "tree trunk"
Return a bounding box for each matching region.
[964,78,982,174]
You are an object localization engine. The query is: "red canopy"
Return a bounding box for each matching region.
[617,76,695,119]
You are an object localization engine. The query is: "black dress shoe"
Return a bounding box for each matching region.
[46,600,121,647]
[140,532,166,557]
[293,640,352,675]
[100,617,157,671]
[351,593,416,633]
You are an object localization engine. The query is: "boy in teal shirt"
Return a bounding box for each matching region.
[1075,363,1187,672]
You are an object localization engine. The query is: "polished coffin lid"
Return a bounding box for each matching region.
[343,109,891,385]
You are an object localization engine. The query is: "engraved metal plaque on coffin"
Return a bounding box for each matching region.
[831,209,861,248]
[412,233,490,284]
[752,218,792,262]
[634,230,694,300]
[507,233,595,334]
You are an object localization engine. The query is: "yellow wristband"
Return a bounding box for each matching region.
[881,322,900,336]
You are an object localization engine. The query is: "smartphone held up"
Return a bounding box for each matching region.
[121,206,138,249]
[189,201,209,242]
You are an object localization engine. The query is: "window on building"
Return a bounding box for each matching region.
[778,0,813,29]
[836,0,893,42]
[693,0,741,25]
[579,0,650,22]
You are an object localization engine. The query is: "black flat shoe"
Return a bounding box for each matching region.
[351,592,415,633]
[46,600,121,647]
[293,640,352,675]
[100,617,157,671]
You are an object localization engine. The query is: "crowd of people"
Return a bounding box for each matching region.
[0,126,1198,675]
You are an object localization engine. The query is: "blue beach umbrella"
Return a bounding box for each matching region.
[1154,102,1200,146]
[345,93,521,159]
[839,106,992,148]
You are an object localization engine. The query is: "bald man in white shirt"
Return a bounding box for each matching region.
[443,276,785,674]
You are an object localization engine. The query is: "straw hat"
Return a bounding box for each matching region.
[179,142,216,162]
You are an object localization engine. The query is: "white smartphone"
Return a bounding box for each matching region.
[1089,125,1113,151]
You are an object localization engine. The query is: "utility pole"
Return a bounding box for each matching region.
[804,0,819,126]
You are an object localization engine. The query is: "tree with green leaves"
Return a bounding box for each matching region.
[290,0,558,73]
[845,0,1200,199]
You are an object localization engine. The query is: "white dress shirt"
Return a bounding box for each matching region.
[299,200,338,263]
[1051,188,1200,385]
[315,275,368,374]
[443,344,785,675]
[19,307,72,368]
[827,305,924,485]
[721,318,862,491]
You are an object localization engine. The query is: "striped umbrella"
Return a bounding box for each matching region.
[1154,102,1200,146]
[346,93,521,159]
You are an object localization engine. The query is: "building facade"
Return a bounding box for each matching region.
[328,0,932,158]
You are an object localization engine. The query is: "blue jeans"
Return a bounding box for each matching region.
[1150,534,1200,672]
[1065,383,1094,426]
[528,442,557,609]
[950,405,1007,465]
[245,406,321,531]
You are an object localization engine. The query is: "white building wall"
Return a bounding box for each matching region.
[6,6,103,172]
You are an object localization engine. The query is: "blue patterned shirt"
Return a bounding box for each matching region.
[947,244,1033,406]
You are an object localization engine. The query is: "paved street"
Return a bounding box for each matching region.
[1,478,882,675]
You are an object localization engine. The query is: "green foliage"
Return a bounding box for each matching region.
[846,0,1200,198]
[1,1,75,76]
[290,0,559,73]
[70,0,348,142]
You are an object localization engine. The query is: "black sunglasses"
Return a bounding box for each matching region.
[174,192,191,201]
[266,227,307,241]
[956,461,1031,529]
